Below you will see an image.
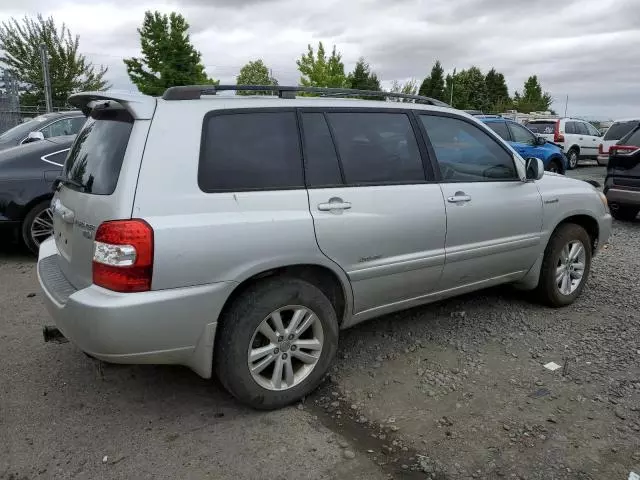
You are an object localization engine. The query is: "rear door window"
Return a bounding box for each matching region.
[300,112,343,187]
[585,123,600,137]
[325,112,425,185]
[565,122,577,134]
[199,111,303,192]
[527,122,555,135]
[605,121,638,141]
[63,109,133,195]
[485,121,511,141]
[576,123,590,135]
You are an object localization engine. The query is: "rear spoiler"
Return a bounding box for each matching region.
[68,91,156,120]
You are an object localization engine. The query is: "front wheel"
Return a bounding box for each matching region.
[536,224,592,307]
[215,277,339,410]
[21,200,53,255]
[566,149,579,170]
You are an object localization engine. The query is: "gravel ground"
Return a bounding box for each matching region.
[3,165,639,480]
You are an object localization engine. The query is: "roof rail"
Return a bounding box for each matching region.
[161,84,451,107]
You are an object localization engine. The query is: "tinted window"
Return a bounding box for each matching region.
[565,122,577,134]
[421,115,517,182]
[621,127,640,146]
[527,121,555,134]
[508,123,536,144]
[0,114,53,142]
[485,121,510,141]
[575,122,589,135]
[199,112,302,192]
[301,113,343,187]
[604,121,638,141]
[325,112,425,184]
[63,109,133,195]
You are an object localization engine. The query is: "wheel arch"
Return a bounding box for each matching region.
[218,263,353,329]
[20,194,54,225]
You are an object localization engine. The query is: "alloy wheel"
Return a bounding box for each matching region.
[556,240,586,295]
[30,207,53,248]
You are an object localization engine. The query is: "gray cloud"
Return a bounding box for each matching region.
[0,0,638,118]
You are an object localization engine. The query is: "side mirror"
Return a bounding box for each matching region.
[24,131,45,143]
[535,136,546,146]
[525,157,544,181]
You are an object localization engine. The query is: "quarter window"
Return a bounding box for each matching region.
[420,115,518,182]
[199,112,303,192]
[325,112,425,184]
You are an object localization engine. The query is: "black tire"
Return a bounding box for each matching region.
[536,223,592,307]
[611,206,639,221]
[21,200,53,255]
[546,158,562,174]
[566,148,579,170]
[215,277,339,410]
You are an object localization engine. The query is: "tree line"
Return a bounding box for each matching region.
[0,11,553,113]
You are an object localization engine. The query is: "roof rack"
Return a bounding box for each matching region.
[161,84,451,107]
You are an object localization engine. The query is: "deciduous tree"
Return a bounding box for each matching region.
[296,42,347,89]
[235,59,277,95]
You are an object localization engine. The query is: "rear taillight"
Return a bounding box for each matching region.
[92,219,154,292]
[553,120,564,143]
[598,143,603,155]
[609,145,639,156]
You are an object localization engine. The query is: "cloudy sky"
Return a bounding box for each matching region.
[1,0,639,119]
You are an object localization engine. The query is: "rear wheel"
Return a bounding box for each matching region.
[611,206,639,221]
[215,277,339,410]
[566,149,579,169]
[21,200,53,255]
[537,223,591,307]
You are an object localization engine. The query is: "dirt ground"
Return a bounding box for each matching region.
[2,165,639,480]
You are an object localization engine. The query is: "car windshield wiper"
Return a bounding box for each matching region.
[53,176,86,192]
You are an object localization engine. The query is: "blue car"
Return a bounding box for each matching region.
[477,115,568,174]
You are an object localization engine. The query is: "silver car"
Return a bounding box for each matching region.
[37,86,612,409]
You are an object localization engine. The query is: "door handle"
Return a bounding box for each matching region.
[318,200,352,211]
[579,137,583,140]
[447,194,472,203]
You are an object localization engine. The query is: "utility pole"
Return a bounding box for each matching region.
[40,44,53,112]
[449,67,456,106]
[564,94,569,117]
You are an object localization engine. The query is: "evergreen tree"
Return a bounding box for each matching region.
[296,42,347,88]
[419,60,445,101]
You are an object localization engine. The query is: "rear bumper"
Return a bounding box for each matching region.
[37,237,236,378]
[597,155,609,164]
[606,188,640,207]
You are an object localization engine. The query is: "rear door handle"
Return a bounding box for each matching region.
[318,200,352,211]
[447,194,472,203]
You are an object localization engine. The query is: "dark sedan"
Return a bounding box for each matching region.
[0,111,84,152]
[0,135,75,253]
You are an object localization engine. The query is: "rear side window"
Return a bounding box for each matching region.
[300,113,343,187]
[485,121,510,141]
[421,114,517,182]
[199,112,303,192]
[565,122,577,134]
[527,121,555,134]
[508,123,536,144]
[63,109,133,195]
[576,123,590,135]
[605,121,638,141]
[325,112,425,185]
[621,128,640,146]
[41,117,85,138]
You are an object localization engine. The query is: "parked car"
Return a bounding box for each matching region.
[598,119,640,166]
[0,136,74,253]
[604,123,640,221]
[37,87,611,410]
[526,117,602,169]
[0,111,85,152]
[478,115,567,173]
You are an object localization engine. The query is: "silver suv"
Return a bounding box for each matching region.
[37,86,612,409]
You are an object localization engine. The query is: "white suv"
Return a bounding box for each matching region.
[37,86,611,409]
[598,119,640,166]
[527,117,602,169]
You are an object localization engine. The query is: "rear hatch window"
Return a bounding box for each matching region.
[604,121,639,141]
[62,109,134,195]
[526,121,556,135]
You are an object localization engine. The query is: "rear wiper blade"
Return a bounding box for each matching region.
[53,176,86,192]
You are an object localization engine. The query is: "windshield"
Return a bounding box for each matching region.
[604,121,639,141]
[526,121,555,134]
[0,115,52,142]
[62,108,133,195]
